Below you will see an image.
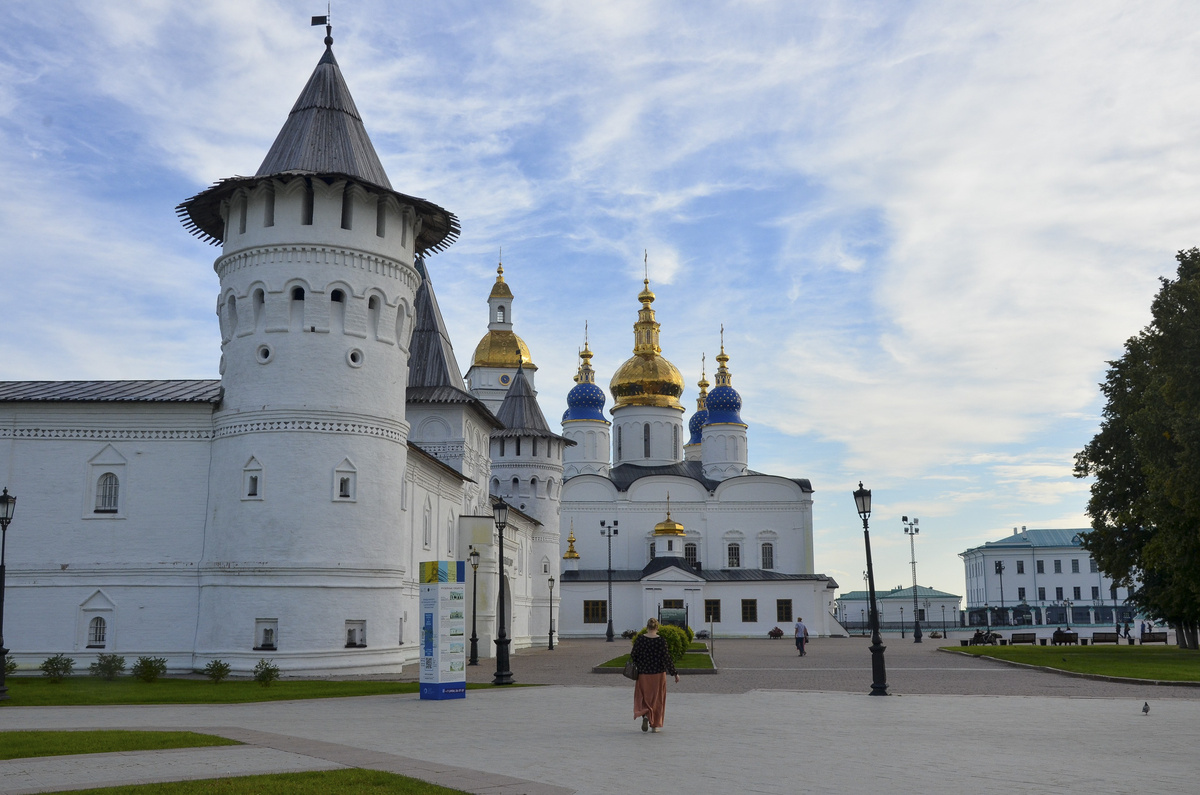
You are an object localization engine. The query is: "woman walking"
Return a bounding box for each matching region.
[631,618,679,733]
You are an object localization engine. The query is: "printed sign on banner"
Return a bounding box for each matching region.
[419,560,467,700]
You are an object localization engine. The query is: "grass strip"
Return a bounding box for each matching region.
[0,730,239,761]
[0,678,504,707]
[55,768,466,794]
[598,653,715,670]
[952,644,1200,681]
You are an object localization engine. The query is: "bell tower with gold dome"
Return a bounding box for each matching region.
[466,259,537,413]
[609,274,686,467]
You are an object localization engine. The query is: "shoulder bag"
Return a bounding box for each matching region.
[622,658,639,680]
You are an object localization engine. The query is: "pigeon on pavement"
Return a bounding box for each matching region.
[1143,702,1150,715]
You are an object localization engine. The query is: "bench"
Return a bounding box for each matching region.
[1009,632,1038,645]
[1051,631,1079,645]
[1091,632,1121,644]
[1141,631,1169,645]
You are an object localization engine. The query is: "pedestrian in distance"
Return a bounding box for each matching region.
[794,616,809,656]
[631,617,679,733]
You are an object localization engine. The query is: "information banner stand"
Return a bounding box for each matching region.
[419,560,467,700]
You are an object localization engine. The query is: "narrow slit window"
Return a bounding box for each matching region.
[643,424,650,458]
[301,179,314,225]
[340,185,353,230]
[339,477,351,499]
[497,305,506,323]
[376,198,386,237]
[238,197,247,234]
[263,185,275,227]
[247,475,259,497]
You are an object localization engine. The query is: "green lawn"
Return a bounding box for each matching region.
[599,652,715,670]
[0,730,240,761]
[953,644,1200,681]
[57,768,466,794]
[0,678,504,707]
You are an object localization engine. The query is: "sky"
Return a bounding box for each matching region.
[3,1,1199,603]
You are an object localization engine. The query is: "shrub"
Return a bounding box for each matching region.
[254,658,280,687]
[88,653,126,680]
[202,659,232,684]
[630,625,688,662]
[131,656,168,683]
[40,654,75,683]
[685,625,695,643]
[4,656,17,676]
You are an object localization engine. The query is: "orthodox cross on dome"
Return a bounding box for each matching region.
[714,325,733,387]
[575,323,597,384]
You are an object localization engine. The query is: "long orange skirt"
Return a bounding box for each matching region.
[633,672,668,728]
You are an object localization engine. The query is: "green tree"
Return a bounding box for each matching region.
[1075,248,1200,649]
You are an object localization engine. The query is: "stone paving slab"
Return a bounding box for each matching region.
[0,745,344,795]
[3,638,1198,794]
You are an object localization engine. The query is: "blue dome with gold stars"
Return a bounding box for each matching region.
[704,384,743,425]
[563,335,608,423]
[564,381,606,422]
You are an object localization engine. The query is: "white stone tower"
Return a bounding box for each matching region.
[561,331,612,477]
[701,334,749,481]
[608,278,686,466]
[466,261,537,414]
[177,28,458,673]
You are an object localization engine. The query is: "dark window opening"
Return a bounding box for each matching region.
[331,289,345,303]
[301,179,314,225]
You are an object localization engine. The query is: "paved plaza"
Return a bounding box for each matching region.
[3,637,1198,794]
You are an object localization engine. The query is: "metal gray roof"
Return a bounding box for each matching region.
[177,42,459,254]
[562,566,834,584]
[964,528,1088,553]
[256,45,391,188]
[0,380,221,403]
[408,257,468,393]
[601,462,812,494]
[493,366,570,442]
[839,585,961,601]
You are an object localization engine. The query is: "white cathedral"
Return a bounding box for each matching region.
[0,34,838,676]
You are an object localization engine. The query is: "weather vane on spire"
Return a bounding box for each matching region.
[311,4,333,46]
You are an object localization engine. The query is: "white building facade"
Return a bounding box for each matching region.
[959,527,1136,627]
[836,586,962,636]
[0,35,551,676]
[556,283,839,638]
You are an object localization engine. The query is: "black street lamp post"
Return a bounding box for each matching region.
[0,488,15,701]
[860,608,865,636]
[492,500,514,685]
[547,575,556,650]
[997,561,1006,625]
[468,547,481,666]
[903,515,922,643]
[900,606,905,638]
[853,482,889,696]
[941,604,947,640]
[600,520,618,642]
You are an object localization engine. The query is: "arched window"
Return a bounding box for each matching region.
[617,426,623,459]
[727,543,741,568]
[422,500,432,548]
[643,424,651,458]
[530,477,539,497]
[649,542,656,561]
[685,543,698,568]
[511,476,520,492]
[339,477,351,499]
[88,616,107,647]
[497,305,506,323]
[95,472,119,513]
[761,542,775,570]
[291,287,305,301]
[367,295,381,340]
[491,477,500,495]
[252,288,265,330]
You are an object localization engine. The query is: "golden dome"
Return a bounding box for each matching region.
[472,330,537,369]
[653,510,685,536]
[610,354,684,409]
[609,277,683,410]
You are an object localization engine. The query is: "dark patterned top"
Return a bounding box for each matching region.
[631,634,677,676]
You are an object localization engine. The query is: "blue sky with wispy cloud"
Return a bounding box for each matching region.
[4,0,1199,598]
